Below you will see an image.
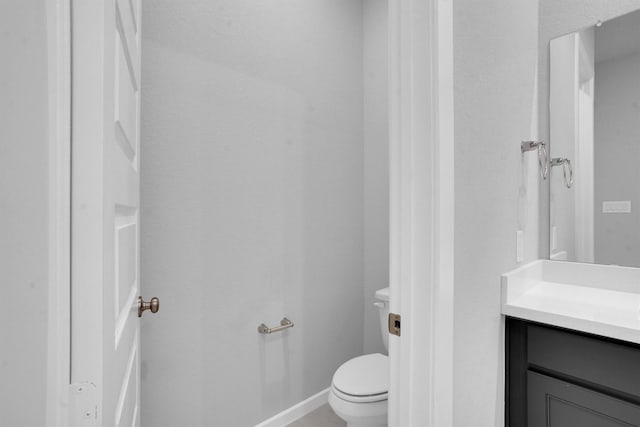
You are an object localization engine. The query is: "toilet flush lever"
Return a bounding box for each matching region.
[138,296,160,318]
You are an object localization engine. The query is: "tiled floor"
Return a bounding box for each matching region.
[285,404,346,427]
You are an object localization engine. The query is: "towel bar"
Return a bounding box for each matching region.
[258,317,294,334]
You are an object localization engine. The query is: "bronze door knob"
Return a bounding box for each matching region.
[138,296,160,318]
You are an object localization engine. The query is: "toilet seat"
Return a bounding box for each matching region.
[331,353,389,403]
[332,386,388,403]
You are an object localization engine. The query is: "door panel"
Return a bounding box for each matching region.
[115,333,138,426]
[72,0,141,425]
[115,213,137,344]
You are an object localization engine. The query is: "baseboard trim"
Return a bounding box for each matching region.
[255,388,331,427]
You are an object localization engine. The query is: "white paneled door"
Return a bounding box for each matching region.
[71,0,146,426]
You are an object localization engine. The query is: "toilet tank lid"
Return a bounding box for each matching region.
[375,287,389,302]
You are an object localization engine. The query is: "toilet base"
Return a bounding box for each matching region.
[328,389,387,427]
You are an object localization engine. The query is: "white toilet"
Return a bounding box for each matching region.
[328,287,389,427]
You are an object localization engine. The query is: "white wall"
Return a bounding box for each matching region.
[453,1,540,425]
[140,1,366,425]
[0,1,49,426]
[363,0,388,356]
[594,51,640,266]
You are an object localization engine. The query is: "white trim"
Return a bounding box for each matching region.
[254,388,330,427]
[46,0,71,426]
[388,0,454,426]
[432,0,455,425]
[574,79,594,263]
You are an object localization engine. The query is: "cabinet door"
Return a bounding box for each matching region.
[528,371,640,427]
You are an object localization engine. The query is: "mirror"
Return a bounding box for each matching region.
[549,9,640,267]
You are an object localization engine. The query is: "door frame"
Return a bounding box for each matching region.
[388,1,454,426]
[48,0,456,425]
[46,0,71,425]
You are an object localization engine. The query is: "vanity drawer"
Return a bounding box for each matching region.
[527,324,640,399]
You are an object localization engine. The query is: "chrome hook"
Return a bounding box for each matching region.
[550,157,574,188]
[521,141,549,180]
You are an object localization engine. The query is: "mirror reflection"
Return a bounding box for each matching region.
[550,9,640,267]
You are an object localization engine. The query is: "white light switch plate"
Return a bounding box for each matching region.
[602,200,631,213]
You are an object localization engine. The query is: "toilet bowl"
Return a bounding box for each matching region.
[328,288,389,427]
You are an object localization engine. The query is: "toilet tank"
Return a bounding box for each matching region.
[374,287,390,352]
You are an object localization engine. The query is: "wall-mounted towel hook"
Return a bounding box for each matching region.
[550,157,574,188]
[521,141,548,180]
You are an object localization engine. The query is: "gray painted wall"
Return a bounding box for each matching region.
[140,1,371,425]
[0,1,49,426]
[363,0,388,356]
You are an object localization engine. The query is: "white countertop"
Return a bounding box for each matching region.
[501,260,640,344]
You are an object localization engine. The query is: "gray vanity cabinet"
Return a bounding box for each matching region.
[506,318,640,427]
